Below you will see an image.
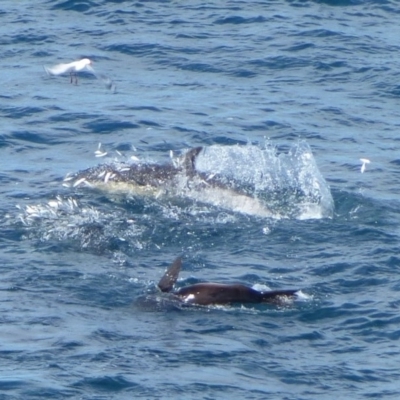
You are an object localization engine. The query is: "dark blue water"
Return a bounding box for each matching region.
[2,1,400,398]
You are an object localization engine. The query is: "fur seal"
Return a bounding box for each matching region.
[158,257,299,306]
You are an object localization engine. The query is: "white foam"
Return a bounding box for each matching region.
[294,290,312,301]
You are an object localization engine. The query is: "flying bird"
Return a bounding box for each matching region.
[360,158,370,173]
[43,58,115,91]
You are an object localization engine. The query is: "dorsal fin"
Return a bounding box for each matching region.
[183,147,202,175]
[158,257,182,292]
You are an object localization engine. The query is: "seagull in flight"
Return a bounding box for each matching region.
[43,58,115,91]
[360,158,370,173]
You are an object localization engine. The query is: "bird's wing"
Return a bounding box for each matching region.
[86,65,116,92]
[43,62,74,76]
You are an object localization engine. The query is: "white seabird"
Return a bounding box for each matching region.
[43,58,115,91]
[360,158,370,174]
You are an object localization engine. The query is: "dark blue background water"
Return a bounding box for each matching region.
[2,1,400,398]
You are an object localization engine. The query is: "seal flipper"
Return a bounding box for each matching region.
[261,289,299,303]
[158,257,182,293]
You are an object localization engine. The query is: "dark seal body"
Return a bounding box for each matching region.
[158,257,299,306]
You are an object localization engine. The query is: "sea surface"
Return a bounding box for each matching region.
[1,0,400,399]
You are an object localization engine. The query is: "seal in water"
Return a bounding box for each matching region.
[158,257,299,306]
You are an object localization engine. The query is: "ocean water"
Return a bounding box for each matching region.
[1,0,400,399]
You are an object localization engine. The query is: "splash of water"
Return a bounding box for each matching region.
[193,141,334,219]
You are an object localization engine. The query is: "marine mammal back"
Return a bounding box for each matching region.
[65,148,204,189]
[63,146,274,217]
[158,257,299,306]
